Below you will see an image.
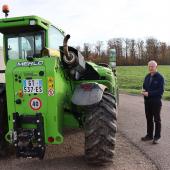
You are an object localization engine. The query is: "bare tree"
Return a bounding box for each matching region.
[82,43,91,60]
[129,39,136,65]
[166,46,170,64]
[158,42,167,64]
[124,38,130,59]
[146,38,159,62]
[95,41,103,57]
[136,39,145,64]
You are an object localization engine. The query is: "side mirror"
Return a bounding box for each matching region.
[108,49,116,69]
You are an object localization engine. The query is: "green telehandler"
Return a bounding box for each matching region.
[0,6,118,165]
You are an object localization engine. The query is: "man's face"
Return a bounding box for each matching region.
[148,63,157,74]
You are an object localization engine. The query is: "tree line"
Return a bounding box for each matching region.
[77,38,170,66]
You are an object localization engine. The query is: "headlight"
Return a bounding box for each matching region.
[29,20,36,25]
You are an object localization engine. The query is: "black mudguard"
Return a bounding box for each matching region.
[71,83,107,106]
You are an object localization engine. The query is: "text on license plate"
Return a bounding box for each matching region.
[23,79,43,93]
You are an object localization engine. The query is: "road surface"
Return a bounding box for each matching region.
[0,94,157,170]
[0,73,158,170]
[0,130,156,170]
[118,94,170,170]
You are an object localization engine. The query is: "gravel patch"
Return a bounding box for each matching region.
[0,130,157,170]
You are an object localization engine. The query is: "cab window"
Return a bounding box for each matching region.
[6,32,44,60]
[48,26,64,50]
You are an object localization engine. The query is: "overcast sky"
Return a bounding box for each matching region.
[0,0,170,46]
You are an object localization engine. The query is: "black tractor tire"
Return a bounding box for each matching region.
[85,91,117,165]
[0,89,9,156]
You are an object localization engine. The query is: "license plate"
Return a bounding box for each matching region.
[23,79,43,93]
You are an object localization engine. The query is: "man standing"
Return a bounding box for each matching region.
[141,60,164,144]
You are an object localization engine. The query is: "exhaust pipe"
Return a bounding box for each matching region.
[63,34,76,65]
[63,34,71,59]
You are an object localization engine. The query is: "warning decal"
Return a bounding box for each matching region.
[48,77,55,96]
[48,89,54,96]
[29,97,42,110]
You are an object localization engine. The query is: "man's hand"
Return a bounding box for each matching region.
[141,91,148,96]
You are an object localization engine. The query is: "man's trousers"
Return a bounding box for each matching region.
[144,99,162,139]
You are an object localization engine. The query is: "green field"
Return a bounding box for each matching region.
[117,65,170,100]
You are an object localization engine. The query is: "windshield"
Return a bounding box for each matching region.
[6,32,44,60]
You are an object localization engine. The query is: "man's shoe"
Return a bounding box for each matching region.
[153,138,160,144]
[141,135,153,141]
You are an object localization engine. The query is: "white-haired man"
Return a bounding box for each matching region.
[141,60,164,144]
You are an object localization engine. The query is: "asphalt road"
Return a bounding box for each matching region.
[0,131,157,170]
[118,94,170,170]
[0,91,157,170]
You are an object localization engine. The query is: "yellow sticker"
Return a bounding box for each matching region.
[48,77,54,89]
[48,77,54,83]
[48,77,54,96]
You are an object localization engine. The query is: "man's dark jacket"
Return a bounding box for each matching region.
[143,72,164,100]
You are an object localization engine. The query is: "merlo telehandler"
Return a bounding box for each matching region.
[0,5,118,165]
